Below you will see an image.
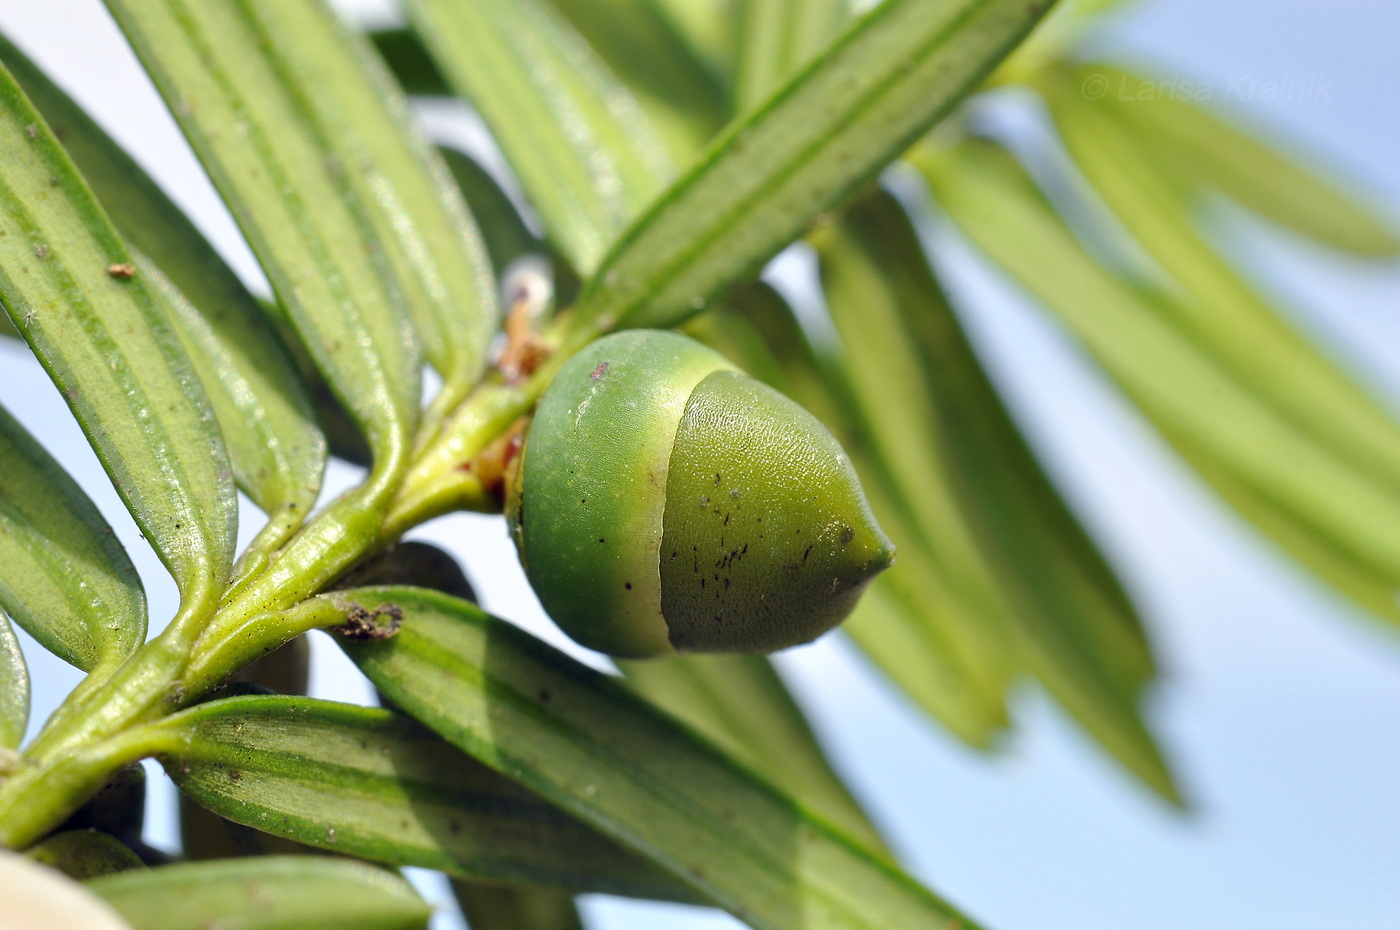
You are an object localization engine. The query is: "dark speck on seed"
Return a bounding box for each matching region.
[598,538,605,543]
[624,582,632,590]
[589,361,610,381]
[840,525,855,544]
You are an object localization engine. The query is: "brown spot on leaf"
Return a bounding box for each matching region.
[334,602,404,640]
[106,263,136,278]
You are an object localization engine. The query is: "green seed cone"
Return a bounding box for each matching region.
[660,371,894,653]
[516,331,892,657]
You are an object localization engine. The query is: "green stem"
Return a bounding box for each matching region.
[0,369,552,848]
[0,721,168,850]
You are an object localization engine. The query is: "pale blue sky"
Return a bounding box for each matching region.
[1,2,1397,929]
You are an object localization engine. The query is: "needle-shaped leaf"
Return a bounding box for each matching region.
[0,33,326,542]
[650,0,734,76]
[452,882,584,930]
[326,587,985,930]
[242,0,498,393]
[138,258,323,553]
[1045,83,1400,502]
[152,694,699,901]
[619,654,891,858]
[86,857,432,930]
[104,0,423,470]
[567,0,1058,337]
[0,405,145,673]
[438,148,547,281]
[0,612,27,749]
[920,140,1400,629]
[367,28,452,97]
[1069,62,1400,257]
[843,571,1011,747]
[406,0,674,275]
[0,66,233,619]
[542,0,728,159]
[733,0,849,113]
[816,190,1172,799]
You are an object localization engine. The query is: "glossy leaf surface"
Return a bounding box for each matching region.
[922,141,1400,628]
[1046,83,1400,504]
[543,0,727,159]
[818,189,1172,798]
[329,586,983,930]
[0,375,145,677]
[407,0,673,275]
[0,60,235,617]
[733,0,848,112]
[0,34,326,533]
[619,654,890,857]
[438,148,546,280]
[0,612,27,749]
[569,0,1058,336]
[242,0,498,391]
[87,857,431,930]
[1070,61,1399,256]
[104,0,423,468]
[154,694,698,900]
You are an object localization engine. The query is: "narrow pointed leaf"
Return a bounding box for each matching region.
[438,147,547,280]
[843,574,1010,747]
[453,882,585,930]
[817,194,1153,689]
[920,140,1400,631]
[619,654,891,858]
[568,0,1058,337]
[325,587,985,930]
[845,475,1015,747]
[1046,80,1400,504]
[0,66,234,615]
[104,0,423,468]
[151,694,701,901]
[0,612,27,749]
[650,0,733,78]
[542,0,728,159]
[243,0,499,390]
[0,405,145,673]
[407,0,674,275]
[136,258,323,546]
[367,28,452,97]
[733,0,849,112]
[0,33,327,534]
[1070,62,1399,257]
[86,857,431,930]
[815,191,1171,797]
